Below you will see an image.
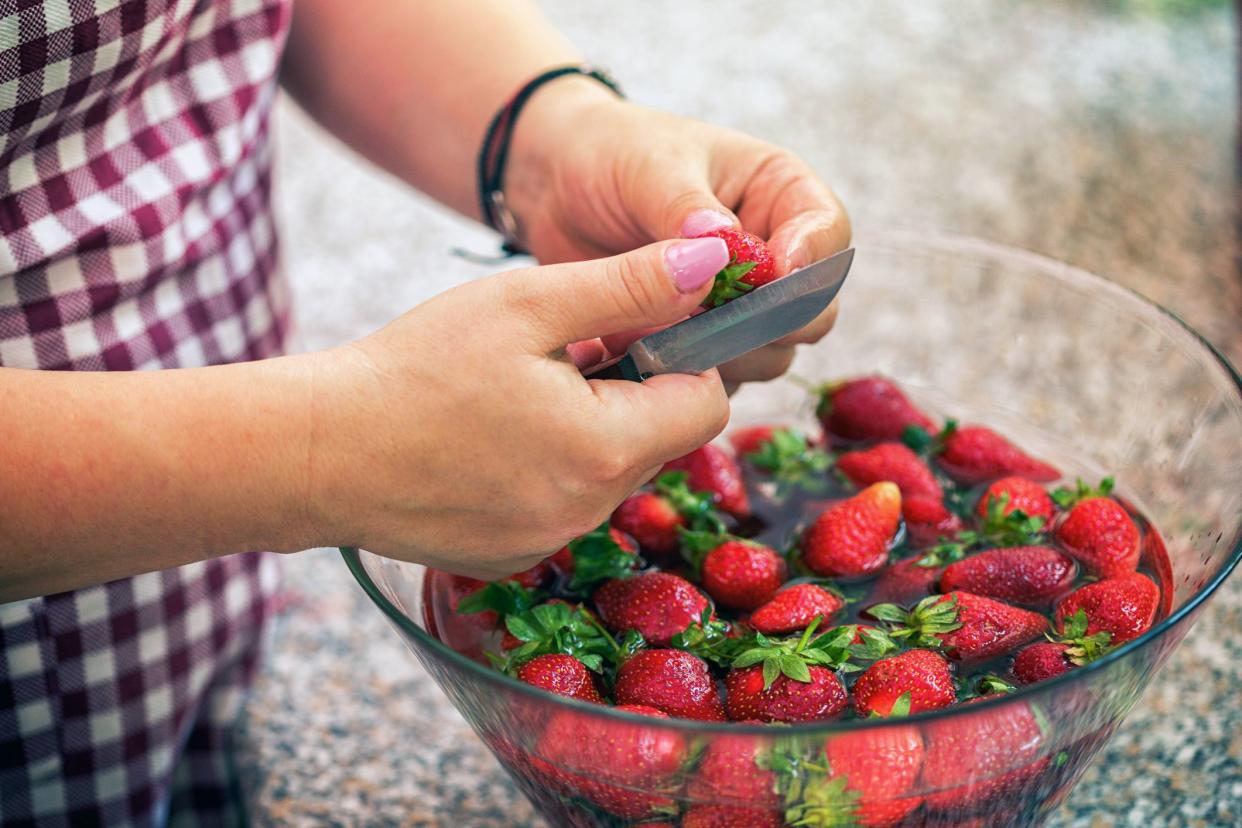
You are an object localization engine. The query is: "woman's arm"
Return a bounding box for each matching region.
[0,238,729,602]
[0,356,319,601]
[280,0,602,219]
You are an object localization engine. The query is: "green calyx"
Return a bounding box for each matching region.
[1051,476,1116,510]
[958,673,1017,701]
[492,601,642,675]
[867,594,962,649]
[868,690,913,719]
[746,428,834,494]
[670,608,737,666]
[917,492,1048,567]
[731,618,860,690]
[1052,607,1114,666]
[901,419,958,457]
[457,580,539,617]
[783,759,863,828]
[565,523,637,593]
[655,471,726,534]
[704,258,759,307]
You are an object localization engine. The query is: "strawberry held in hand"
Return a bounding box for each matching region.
[801,482,902,578]
[694,227,776,307]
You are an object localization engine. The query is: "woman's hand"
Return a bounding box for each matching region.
[309,237,732,579]
[505,79,851,388]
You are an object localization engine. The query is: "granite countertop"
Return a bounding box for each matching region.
[238,1,1241,825]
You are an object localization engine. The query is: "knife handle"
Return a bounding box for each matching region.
[583,354,645,382]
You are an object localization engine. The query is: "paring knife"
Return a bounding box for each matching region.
[584,247,855,382]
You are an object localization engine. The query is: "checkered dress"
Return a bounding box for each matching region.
[1,1,293,824]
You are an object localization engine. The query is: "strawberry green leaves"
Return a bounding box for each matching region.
[670,609,736,666]
[704,258,759,307]
[730,618,863,690]
[1051,476,1116,510]
[745,428,834,494]
[656,471,726,534]
[1053,607,1114,665]
[867,594,963,649]
[495,602,615,673]
[457,580,539,617]
[917,492,1047,567]
[901,419,957,456]
[565,524,638,593]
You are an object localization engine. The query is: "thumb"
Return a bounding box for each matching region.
[508,237,730,349]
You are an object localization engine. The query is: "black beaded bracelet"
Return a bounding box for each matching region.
[475,64,623,257]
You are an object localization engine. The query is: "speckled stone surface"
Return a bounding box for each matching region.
[237,1,1241,825]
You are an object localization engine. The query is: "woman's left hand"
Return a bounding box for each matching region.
[506,78,851,388]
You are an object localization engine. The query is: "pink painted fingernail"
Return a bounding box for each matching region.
[665,237,729,293]
[679,209,735,238]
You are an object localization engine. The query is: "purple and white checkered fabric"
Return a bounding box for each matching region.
[1,0,293,824]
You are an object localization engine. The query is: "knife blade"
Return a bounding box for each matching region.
[584,247,855,382]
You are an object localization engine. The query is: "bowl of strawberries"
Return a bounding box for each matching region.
[343,230,1242,827]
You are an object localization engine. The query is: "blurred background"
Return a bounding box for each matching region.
[239,1,1239,825]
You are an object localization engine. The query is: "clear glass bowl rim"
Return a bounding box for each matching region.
[341,229,1242,737]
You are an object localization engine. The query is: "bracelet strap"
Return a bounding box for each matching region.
[474,64,623,258]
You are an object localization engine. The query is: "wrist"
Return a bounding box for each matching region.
[504,75,627,245]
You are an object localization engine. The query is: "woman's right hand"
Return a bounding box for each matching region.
[307,236,733,580]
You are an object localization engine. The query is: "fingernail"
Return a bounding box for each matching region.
[666,237,729,293]
[679,209,735,238]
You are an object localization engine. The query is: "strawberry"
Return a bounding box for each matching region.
[801,482,902,578]
[816,375,937,443]
[663,443,751,518]
[1055,496,1140,579]
[534,704,685,819]
[1055,573,1158,644]
[610,492,684,557]
[594,571,708,646]
[730,425,780,456]
[818,727,925,827]
[515,654,604,704]
[873,592,1046,662]
[871,556,943,605]
[695,227,777,307]
[921,700,1049,815]
[749,583,845,635]
[934,424,1061,484]
[1011,642,1074,685]
[938,546,1077,606]
[837,442,942,499]
[976,476,1056,524]
[614,649,726,721]
[687,733,780,809]
[683,535,787,612]
[851,648,956,717]
[724,619,852,722]
[902,493,965,548]
[682,805,784,828]
[725,663,847,723]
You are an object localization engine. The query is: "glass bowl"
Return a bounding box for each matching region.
[342,230,1242,827]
